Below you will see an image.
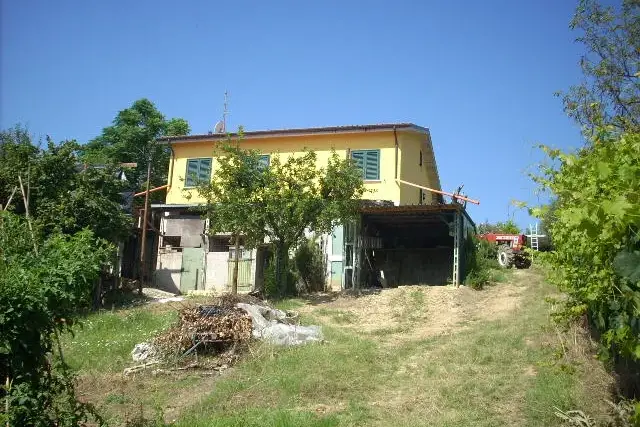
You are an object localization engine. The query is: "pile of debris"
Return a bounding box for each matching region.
[237,303,323,346]
[128,293,323,375]
[154,305,252,356]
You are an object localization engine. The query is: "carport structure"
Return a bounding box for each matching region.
[343,203,475,289]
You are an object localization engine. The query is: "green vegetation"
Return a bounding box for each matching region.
[62,308,177,373]
[559,0,640,134]
[0,212,113,426]
[477,219,521,235]
[529,0,640,365]
[0,126,132,242]
[81,98,190,199]
[532,132,639,361]
[464,236,506,290]
[523,0,640,418]
[60,270,615,426]
[294,237,327,292]
[0,99,190,426]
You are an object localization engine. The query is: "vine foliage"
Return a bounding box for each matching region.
[532,130,640,360]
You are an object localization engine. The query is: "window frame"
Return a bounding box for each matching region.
[258,154,270,170]
[350,149,381,181]
[184,158,212,188]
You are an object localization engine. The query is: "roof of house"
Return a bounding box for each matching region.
[158,122,429,144]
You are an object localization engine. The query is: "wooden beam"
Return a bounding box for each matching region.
[396,179,480,205]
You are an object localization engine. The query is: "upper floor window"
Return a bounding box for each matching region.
[419,150,423,166]
[185,158,212,187]
[258,155,270,170]
[351,149,380,181]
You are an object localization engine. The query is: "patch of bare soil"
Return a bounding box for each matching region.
[76,369,223,424]
[299,272,527,344]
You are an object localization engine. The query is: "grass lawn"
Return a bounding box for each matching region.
[63,268,615,426]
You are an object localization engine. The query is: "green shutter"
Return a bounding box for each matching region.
[351,150,379,180]
[185,158,211,187]
[199,159,211,182]
[351,151,364,173]
[364,150,379,180]
[186,159,199,187]
[258,155,270,169]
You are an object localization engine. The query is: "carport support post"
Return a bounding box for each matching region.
[452,211,461,287]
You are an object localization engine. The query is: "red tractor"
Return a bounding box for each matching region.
[479,233,531,269]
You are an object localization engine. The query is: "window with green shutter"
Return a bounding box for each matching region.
[185,158,212,187]
[258,155,270,169]
[351,149,380,181]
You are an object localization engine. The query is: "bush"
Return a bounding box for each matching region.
[293,237,326,293]
[263,250,298,298]
[0,212,113,426]
[531,131,640,361]
[464,236,500,290]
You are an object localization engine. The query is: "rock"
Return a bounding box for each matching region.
[236,303,323,346]
[131,342,158,362]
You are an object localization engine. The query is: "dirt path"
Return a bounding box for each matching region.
[299,270,529,344]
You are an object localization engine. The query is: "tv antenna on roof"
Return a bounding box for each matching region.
[213,90,229,134]
[222,90,229,131]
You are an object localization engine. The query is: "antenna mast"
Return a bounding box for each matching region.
[223,90,229,132]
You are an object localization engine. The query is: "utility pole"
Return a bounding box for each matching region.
[139,159,152,295]
[232,233,240,294]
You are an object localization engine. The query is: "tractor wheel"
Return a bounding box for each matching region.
[514,252,532,269]
[497,245,514,268]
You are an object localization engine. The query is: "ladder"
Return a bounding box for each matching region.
[452,212,461,286]
[529,223,540,251]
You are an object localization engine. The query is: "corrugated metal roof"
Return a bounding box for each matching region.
[158,122,429,144]
[360,203,462,214]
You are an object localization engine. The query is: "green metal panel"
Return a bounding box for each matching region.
[181,248,203,292]
[331,225,344,256]
[330,261,343,290]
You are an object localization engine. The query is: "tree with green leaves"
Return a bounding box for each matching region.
[559,0,640,134]
[81,98,190,197]
[0,127,131,243]
[477,219,521,235]
[197,133,365,296]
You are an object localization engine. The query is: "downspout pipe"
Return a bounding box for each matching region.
[168,143,176,190]
[393,126,399,180]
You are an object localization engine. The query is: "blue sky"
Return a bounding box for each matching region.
[1,0,588,229]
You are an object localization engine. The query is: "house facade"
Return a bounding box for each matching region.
[150,123,474,294]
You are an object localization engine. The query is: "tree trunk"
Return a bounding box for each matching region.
[274,242,289,296]
[232,234,240,294]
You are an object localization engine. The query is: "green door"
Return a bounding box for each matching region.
[330,261,343,290]
[181,248,203,292]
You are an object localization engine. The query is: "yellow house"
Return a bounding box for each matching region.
[150,123,474,294]
[163,123,442,206]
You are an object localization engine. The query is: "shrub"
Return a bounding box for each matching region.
[0,211,113,426]
[464,236,500,290]
[531,131,640,361]
[293,237,326,293]
[263,249,298,298]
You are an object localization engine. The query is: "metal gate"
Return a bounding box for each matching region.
[227,251,255,292]
[181,247,203,292]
